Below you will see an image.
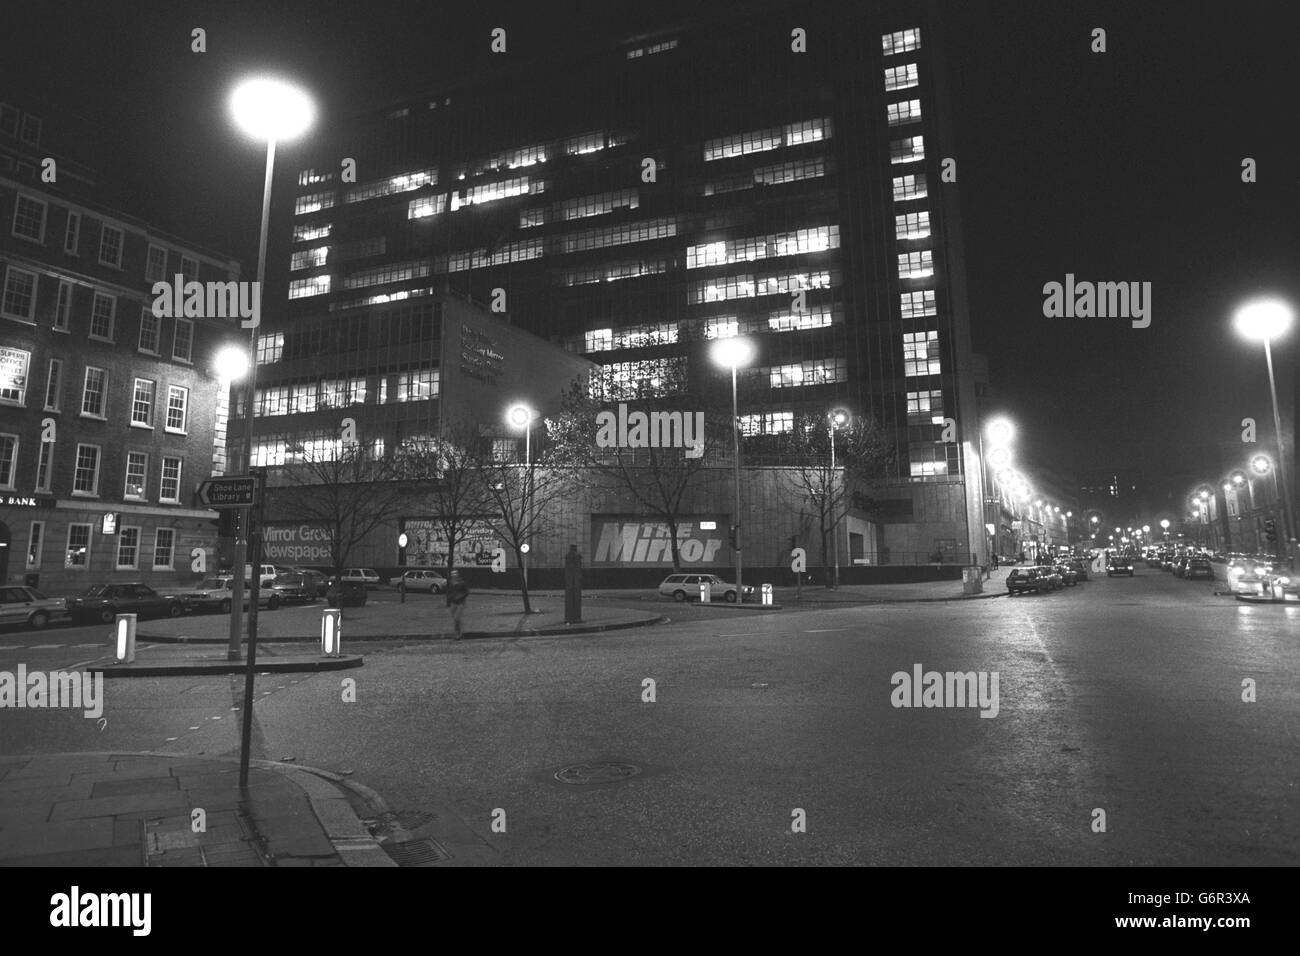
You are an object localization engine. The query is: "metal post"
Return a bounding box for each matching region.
[731,364,742,598]
[522,422,531,595]
[1263,339,1295,567]
[239,469,266,790]
[228,137,276,662]
[830,421,838,588]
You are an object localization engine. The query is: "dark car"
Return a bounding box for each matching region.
[326,579,368,607]
[1173,555,1192,578]
[1007,566,1059,594]
[269,572,319,605]
[1052,562,1079,586]
[1106,555,1135,577]
[1067,558,1090,582]
[1185,557,1215,580]
[69,583,185,624]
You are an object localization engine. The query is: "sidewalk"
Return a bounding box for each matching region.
[0,752,394,867]
[136,591,666,644]
[770,566,1012,604]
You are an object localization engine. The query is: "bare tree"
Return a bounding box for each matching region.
[547,379,730,571]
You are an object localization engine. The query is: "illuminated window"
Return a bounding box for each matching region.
[563,260,667,286]
[289,275,331,298]
[882,28,921,55]
[65,523,92,567]
[408,194,447,219]
[906,389,945,424]
[294,222,332,242]
[890,136,925,164]
[124,452,148,500]
[295,192,335,216]
[593,357,688,400]
[394,368,439,402]
[895,211,931,240]
[160,457,182,502]
[887,100,922,126]
[893,174,927,201]
[561,189,639,220]
[903,331,941,376]
[686,225,838,268]
[291,246,328,271]
[131,378,155,427]
[703,118,832,162]
[627,38,678,58]
[752,157,826,187]
[0,346,30,403]
[451,177,542,211]
[519,207,547,228]
[764,358,847,388]
[344,168,436,203]
[901,290,937,318]
[767,304,836,331]
[298,168,335,187]
[739,411,794,436]
[884,63,919,91]
[256,331,284,365]
[898,250,933,279]
[909,444,948,478]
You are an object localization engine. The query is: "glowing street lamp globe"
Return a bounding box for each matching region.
[230,77,316,142]
[507,404,533,428]
[214,345,250,382]
[710,336,755,369]
[986,418,1015,446]
[1251,455,1272,476]
[1233,299,1294,343]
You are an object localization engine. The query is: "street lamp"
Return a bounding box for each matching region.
[507,404,536,594]
[1160,518,1170,542]
[711,337,755,597]
[828,406,850,587]
[1235,297,1295,566]
[226,75,315,663]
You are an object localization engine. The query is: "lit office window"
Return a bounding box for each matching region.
[882,28,922,56]
[703,118,832,161]
[593,358,689,400]
[898,250,933,279]
[890,136,925,164]
[887,100,922,126]
[295,192,335,216]
[124,451,148,499]
[903,330,941,376]
[256,331,284,365]
[563,260,666,286]
[289,275,332,298]
[895,211,931,240]
[893,174,928,201]
[344,168,437,204]
[565,131,606,155]
[906,389,945,424]
[394,369,440,402]
[626,38,678,58]
[561,189,639,220]
[298,168,336,187]
[738,411,794,436]
[408,194,447,219]
[909,444,948,478]
[884,63,919,91]
[294,222,332,242]
[686,226,838,268]
[450,177,542,210]
[519,208,547,228]
[765,358,847,388]
[901,290,937,318]
[767,304,836,331]
[0,347,29,404]
[561,218,676,253]
[291,247,328,271]
[65,523,92,567]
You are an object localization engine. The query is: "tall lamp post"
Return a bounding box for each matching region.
[984,418,1014,567]
[226,76,315,661]
[828,407,849,587]
[507,404,535,595]
[711,338,755,598]
[1234,299,1295,568]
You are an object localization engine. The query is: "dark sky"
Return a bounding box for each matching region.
[7,0,1297,515]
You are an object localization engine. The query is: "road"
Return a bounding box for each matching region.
[2,567,1296,865]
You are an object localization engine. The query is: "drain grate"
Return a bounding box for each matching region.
[363,809,438,837]
[554,761,642,785]
[384,837,451,866]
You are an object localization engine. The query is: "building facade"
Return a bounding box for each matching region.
[0,99,243,594]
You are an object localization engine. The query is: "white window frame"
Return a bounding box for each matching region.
[146,244,168,282]
[43,358,62,411]
[131,378,155,428]
[0,346,30,405]
[165,385,189,434]
[64,211,80,254]
[98,224,124,267]
[89,291,116,341]
[27,520,43,569]
[72,443,101,496]
[1,265,38,322]
[0,433,17,488]
[80,366,107,419]
[11,194,48,244]
[65,523,92,569]
[53,280,72,331]
[138,307,160,353]
[160,456,182,503]
[172,318,193,362]
[35,440,53,493]
[180,255,199,282]
[124,450,149,500]
[152,528,176,570]
[115,527,141,570]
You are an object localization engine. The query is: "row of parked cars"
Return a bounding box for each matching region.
[1144,548,1215,580]
[1005,555,1093,595]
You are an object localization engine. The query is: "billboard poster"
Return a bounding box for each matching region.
[402,518,500,568]
[262,524,333,565]
[590,515,729,567]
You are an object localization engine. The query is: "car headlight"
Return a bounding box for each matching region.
[1228,567,1243,580]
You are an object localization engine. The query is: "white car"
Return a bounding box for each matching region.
[341,568,382,588]
[217,564,279,588]
[400,570,447,593]
[0,585,70,630]
[657,573,754,603]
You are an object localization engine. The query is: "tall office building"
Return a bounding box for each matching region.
[248,1,986,571]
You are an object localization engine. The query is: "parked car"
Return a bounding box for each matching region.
[0,586,70,630]
[400,569,448,593]
[269,572,318,605]
[167,579,282,614]
[326,579,368,607]
[1184,556,1215,580]
[216,564,279,588]
[1052,562,1079,586]
[1067,558,1090,582]
[70,583,186,624]
[279,567,329,597]
[341,568,382,588]
[658,573,753,603]
[1007,567,1051,594]
[1106,555,1135,577]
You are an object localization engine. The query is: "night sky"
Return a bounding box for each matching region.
[7,0,1297,517]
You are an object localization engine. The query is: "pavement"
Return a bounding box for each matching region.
[0,751,395,867]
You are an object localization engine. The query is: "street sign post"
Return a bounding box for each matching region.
[197,475,258,509]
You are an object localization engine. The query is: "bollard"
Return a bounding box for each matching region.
[114,613,137,664]
[321,607,342,657]
[700,580,712,603]
[761,583,773,605]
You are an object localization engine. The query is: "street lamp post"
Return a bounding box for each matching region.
[1235,299,1295,567]
[711,338,755,598]
[507,404,535,597]
[828,408,849,588]
[226,77,315,663]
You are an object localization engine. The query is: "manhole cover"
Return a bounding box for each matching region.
[384,837,451,866]
[554,761,642,785]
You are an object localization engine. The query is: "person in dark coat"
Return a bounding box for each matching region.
[445,571,469,640]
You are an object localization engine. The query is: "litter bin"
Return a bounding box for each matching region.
[962,566,983,595]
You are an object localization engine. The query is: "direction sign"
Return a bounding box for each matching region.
[198,475,258,508]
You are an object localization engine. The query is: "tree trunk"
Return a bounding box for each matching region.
[516,544,532,613]
[666,516,682,571]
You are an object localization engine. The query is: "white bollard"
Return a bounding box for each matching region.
[321,607,342,657]
[115,614,137,664]
[700,581,712,603]
[761,583,773,605]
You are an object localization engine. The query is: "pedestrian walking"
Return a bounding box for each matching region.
[445,571,469,640]
[991,552,999,570]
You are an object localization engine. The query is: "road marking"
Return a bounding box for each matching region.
[806,628,848,633]
[165,737,178,742]
[188,726,200,731]
[28,644,62,649]
[0,645,25,651]
[718,633,749,637]
[73,643,102,648]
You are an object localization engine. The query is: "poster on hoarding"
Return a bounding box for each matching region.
[590,515,729,567]
[402,519,500,569]
[262,524,334,565]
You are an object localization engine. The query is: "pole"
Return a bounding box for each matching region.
[830,421,838,588]
[731,364,742,598]
[239,469,266,789]
[227,137,276,661]
[1263,339,1295,567]
[522,422,531,596]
